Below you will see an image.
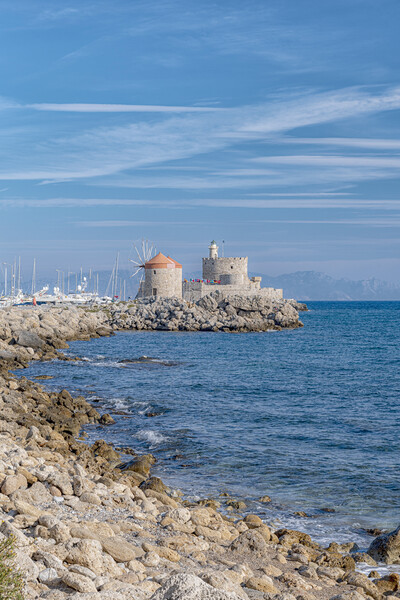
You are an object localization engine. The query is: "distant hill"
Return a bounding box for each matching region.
[256,271,400,301]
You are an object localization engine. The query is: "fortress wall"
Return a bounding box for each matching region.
[202,257,248,281]
[145,268,182,298]
[183,281,283,302]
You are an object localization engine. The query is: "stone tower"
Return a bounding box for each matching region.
[144,252,182,298]
[202,241,249,284]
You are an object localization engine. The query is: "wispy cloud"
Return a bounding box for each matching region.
[76,220,203,227]
[255,155,400,168]
[2,85,400,184]
[283,137,400,150]
[27,103,220,113]
[1,196,400,210]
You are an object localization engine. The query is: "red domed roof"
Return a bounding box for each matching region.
[145,252,182,269]
[167,256,182,269]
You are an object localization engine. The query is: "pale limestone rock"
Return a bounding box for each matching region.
[245,575,276,594]
[141,551,160,567]
[69,564,97,580]
[317,566,345,581]
[47,472,73,496]
[15,549,40,581]
[127,558,146,573]
[0,520,30,546]
[69,526,101,541]
[65,539,105,574]
[38,568,60,584]
[101,536,141,562]
[14,499,42,518]
[150,573,244,599]
[80,492,101,505]
[165,507,191,524]
[229,529,268,556]
[345,572,380,600]
[62,571,98,593]
[201,571,249,599]
[262,564,283,577]
[48,523,71,543]
[190,508,212,527]
[1,473,27,495]
[39,514,61,529]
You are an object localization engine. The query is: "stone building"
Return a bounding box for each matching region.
[135,242,283,302]
[183,241,283,302]
[139,252,182,299]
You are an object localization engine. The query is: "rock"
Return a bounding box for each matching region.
[140,476,166,493]
[69,526,101,541]
[368,524,400,564]
[62,571,98,593]
[345,572,380,600]
[14,499,42,518]
[47,472,73,496]
[1,473,27,495]
[150,573,244,599]
[14,330,44,349]
[15,550,40,581]
[245,575,276,594]
[330,593,367,600]
[65,539,105,574]
[0,521,30,546]
[100,413,115,425]
[101,536,141,562]
[48,523,71,543]
[243,514,263,529]
[229,530,269,556]
[374,573,400,594]
[80,491,101,505]
[38,568,60,584]
[165,507,191,524]
[201,572,248,599]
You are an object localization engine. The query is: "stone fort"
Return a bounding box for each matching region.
[136,241,283,301]
[183,241,282,302]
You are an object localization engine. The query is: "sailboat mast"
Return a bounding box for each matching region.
[114,252,119,298]
[31,259,36,295]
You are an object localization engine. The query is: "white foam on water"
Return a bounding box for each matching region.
[137,405,153,415]
[112,397,130,410]
[136,429,167,446]
[357,561,400,577]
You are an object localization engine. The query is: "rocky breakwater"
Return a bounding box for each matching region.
[0,295,303,363]
[104,293,304,333]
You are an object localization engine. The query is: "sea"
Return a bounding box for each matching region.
[24,301,400,565]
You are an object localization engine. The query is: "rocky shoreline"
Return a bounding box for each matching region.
[0,301,399,600]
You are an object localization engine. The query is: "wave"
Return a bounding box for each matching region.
[136,429,168,446]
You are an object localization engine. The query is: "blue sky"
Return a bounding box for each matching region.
[1,0,400,285]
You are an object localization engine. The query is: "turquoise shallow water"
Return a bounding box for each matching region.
[24,301,400,549]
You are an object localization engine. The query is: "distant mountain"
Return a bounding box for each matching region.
[256,271,400,301]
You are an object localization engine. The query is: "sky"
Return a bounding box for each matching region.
[1,0,400,287]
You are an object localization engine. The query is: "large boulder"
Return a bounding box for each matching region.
[368,525,400,563]
[229,530,269,557]
[150,573,243,600]
[13,330,44,349]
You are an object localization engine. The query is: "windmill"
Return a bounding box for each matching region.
[129,239,156,292]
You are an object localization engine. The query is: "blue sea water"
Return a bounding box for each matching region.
[24,301,400,550]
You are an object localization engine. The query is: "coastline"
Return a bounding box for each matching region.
[0,303,398,600]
